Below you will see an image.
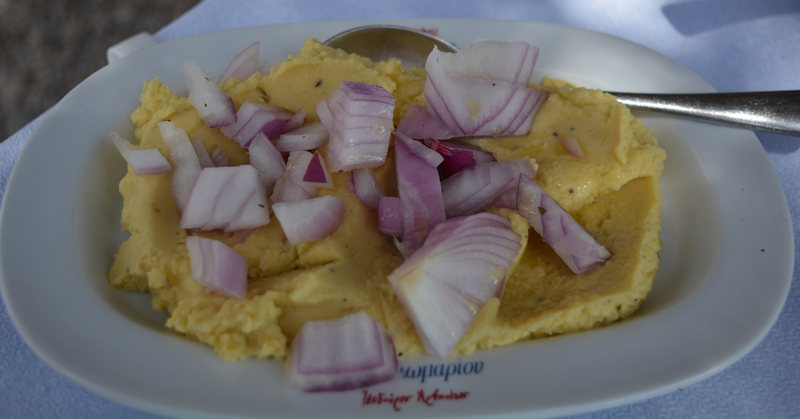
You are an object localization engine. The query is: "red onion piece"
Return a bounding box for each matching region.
[217,41,259,84]
[403,135,444,168]
[394,134,446,255]
[274,122,329,152]
[441,161,518,217]
[272,195,346,245]
[377,196,402,237]
[302,152,333,189]
[349,169,383,211]
[248,132,285,192]
[424,43,547,137]
[423,139,496,178]
[158,121,202,212]
[110,132,171,175]
[186,236,248,299]
[558,135,585,158]
[270,151,317,204]
[191,138,215,168]
[516,176,611,274]
[493,158,537,209]
[180,60,236,128]
[283,108,307,133]
[286,311,398,392]
[396,104,454,140]
[387,212,521,357]
[210,146,229,167]
[180,165,270,232]
[425,68,547,137]
[433,40,539,85]
[316,81,395,172]
[221,102,293,147]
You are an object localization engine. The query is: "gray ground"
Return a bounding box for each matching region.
[0,0,199,140]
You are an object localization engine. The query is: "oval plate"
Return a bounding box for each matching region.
[0,19,793,418]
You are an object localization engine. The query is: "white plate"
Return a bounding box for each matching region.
[0,19,794,418]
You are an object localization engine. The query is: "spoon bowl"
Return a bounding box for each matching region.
[324,25,457,68]
[324,25,799,136]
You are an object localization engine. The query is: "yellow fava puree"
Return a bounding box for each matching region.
[108,39,666,361]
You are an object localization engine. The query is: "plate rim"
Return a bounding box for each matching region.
[0,18,794,418]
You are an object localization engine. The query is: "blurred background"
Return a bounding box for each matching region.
[0,0,199,141]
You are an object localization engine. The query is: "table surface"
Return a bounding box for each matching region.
[1,1,798,417]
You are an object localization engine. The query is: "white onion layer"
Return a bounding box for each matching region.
[275,122,329,152]
[186,236,248,299]
[180,59,236,128]
[388,212,521,357]
[221,102,293,147]
[350,169,383,211]
[191,138,215,168]
[423,41,547,138]
[158,121,202,212]
[247,132,286,192]
[316,81,395,172]
[180,165,270,232]
[516,176,611,274]
[394,133,446,255]
[217,41,260,84]
[111,132,171,175]
[270,151,317,204]
[286,311,398,392]
[272,195,346,245]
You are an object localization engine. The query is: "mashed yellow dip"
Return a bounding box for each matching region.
[109,39,666,360]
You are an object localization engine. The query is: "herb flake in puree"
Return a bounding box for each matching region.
[108,38,666,361]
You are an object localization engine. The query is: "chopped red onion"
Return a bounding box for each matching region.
[493,158,537,209]
[272,195,346,245]
[377,196,402,237]
[432,40,539,85]
[388,212,521,357]
[270,151,317,203]
[283,108,307,133]
[441,161,518,217]
[286,311,398,392]
[423,139,496,178]
[401,134,444,168]
[221,102,293,147]
[302,152,333,189]
[210,146,229,167]
[217,41,260,84]
[516,176,611,274]
[394,134,445,254]
[248,132,285,192]
[349,169,383,211]
[180,165,270,232]
[158,121,202,212]
[186,236,248,299]
[558,135,585,158]
[396,104,454,140]
[180,60,236,128]
[275,122,329,152]
[316,81,395,172]
[110,132,170,175]
[191,138,215,168]
[424,42,547,137]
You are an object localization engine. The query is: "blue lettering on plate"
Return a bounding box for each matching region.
[398,359,485,383]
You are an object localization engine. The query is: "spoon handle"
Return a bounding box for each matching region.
[608,91,800,136]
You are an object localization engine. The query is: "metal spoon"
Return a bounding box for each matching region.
[324,25,800,136]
